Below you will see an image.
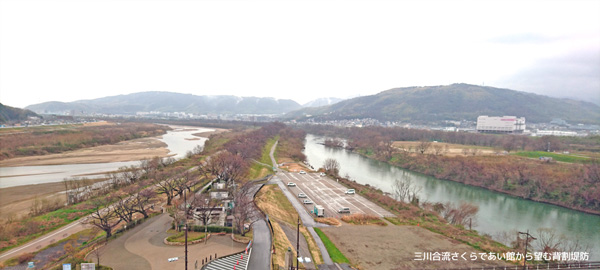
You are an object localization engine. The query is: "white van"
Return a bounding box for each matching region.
[338,207,350,213]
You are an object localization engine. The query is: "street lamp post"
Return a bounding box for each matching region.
[518,230,536,270]
[185,189,188,270]
[296,216,300,270]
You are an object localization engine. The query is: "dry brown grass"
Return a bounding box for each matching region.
[255,184,322,266]
[255,185,298,225]
[392,141,495,157]
[300,226,323,265]
[315,217,341,226]
[341,214,387,226]
[271,221,295,267]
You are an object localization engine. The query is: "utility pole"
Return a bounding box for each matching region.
[185,189,188,270]
[518,230,536,270]
[296,215,300,270]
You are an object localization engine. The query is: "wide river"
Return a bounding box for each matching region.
[304,134,600,260]
[0,126,211,188]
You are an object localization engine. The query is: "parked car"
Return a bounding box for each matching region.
[319,172,326,177]
[299,170,306,174]
[287,182,296,187]
[298,193,307,198]
[338,207,350,213]
[345,189,355,195]
[303,199,313,204]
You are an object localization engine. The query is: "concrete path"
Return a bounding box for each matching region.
[246,175,273,269]
[247,219,270,270]
[269,141,278,168]
[95,213,246,270]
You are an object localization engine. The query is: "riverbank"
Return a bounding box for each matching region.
[0,179,107,220]
[0,137,171,167]
[192,127,228,137]
[351,148,600,216]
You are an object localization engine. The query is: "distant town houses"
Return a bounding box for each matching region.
[5,109,598,137]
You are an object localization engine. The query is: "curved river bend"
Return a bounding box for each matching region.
[0,126,211,188]
[304,134,600,260]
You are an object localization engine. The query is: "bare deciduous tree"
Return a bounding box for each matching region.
[439,201,479,227]
[502,137,518,153]
[201,151,248,184]
[322,158,340,176]
[155,172,178,206]
[86,200,122,239]
[416,139,432,154]
[189,193,219,226]
[130,188,156,219]
[391,178,422,204]
[432,144,444,155]
[232,182,259,236]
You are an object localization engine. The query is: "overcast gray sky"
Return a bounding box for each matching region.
[1,0,599,108]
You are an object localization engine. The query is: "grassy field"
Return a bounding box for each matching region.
[513,151,594,163]
[392,141,496,156]
[313,228,350,264]
[260,136,278,167]
[0,203,96,252]
[248,136,278,179]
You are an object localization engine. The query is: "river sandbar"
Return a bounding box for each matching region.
[0,137,170,167]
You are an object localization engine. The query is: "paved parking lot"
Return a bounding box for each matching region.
[277,171,393,218]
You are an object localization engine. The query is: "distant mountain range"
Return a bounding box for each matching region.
[26,92,302,115]
[0,103,40,123]
[302,97,344,108]
[285,84,600,124]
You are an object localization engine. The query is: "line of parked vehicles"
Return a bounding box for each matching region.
[287,178,355,217]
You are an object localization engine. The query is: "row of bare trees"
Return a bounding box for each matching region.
[301,124,597,153]
[86,184,159,239]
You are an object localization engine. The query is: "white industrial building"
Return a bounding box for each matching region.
[476,116,526,133]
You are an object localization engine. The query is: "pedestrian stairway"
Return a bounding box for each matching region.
[203,248,251,270]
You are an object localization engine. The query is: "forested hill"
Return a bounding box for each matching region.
[26,91,302,115]
[0,103,40,123]
[285,84,600,124]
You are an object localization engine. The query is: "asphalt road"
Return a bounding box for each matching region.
[278,171,394,218]
[0,218,89,262]
[273,174,334,266]
[266,140,340,268]
[247,219,270,270]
